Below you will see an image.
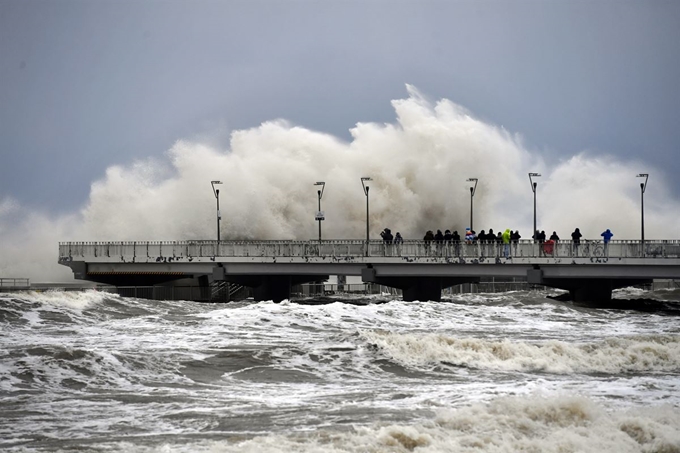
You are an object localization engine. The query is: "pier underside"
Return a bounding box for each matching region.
[60,241,679,305]
[361,268,480,302]
[542,278,653,304]
[215,272,328,302]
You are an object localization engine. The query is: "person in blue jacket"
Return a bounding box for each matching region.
[601,229,614,254]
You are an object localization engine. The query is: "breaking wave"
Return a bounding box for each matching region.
[361,331,680,374]
[116,395,680,453]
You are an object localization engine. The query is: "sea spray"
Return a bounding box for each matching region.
[2,86,680,281]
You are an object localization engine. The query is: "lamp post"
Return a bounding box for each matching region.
[528,173,541,240]
[210,180,223,242]
[314,181,325,241]
[637,173,649,253]
[467,178,478,230]
[361,177,372,256]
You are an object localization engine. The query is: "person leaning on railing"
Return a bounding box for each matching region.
[601,229,613,254]
[571,228,582,256]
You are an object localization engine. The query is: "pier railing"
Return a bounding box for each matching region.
[59,239,680,261]
[0,278,30,289]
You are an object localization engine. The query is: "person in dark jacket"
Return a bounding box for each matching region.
[380,228,393,244]
[549,231,560,242]
[571,228,582,256]
[434,229,445,255]
[424,230,434,254]
[511,230,521,254]
[452,230,461,256]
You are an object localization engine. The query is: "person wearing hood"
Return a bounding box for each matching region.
[380,228,393,244]
[394,232,403,256]
[601,229,613,254]
[502,229,511,258]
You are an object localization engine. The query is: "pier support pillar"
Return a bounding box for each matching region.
[252,276,292,302]
[402,278,443,302]
[361,268,479,302]
[569,281,613,303]
[534,270,652,304]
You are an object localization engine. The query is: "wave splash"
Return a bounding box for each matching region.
[156,396,680,453]
[361,330,680,374]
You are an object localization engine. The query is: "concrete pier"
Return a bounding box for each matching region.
[59,240,680,304]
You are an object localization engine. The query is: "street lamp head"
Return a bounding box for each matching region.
[314,181,325,198]
[637,173,649,193]
[528,173,541,192]
[211,180,223,197]
[361,177,371,195]
[467,177,478,196]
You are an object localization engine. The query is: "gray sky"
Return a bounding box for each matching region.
[2,0,679,214]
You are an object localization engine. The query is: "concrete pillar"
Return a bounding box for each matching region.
[569,281,613,303]
[402,278,443,302]
[252,276,292,302]
[198,275,211,302]
[361,268,478,302]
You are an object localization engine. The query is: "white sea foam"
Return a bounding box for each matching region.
[2,292,679,451]
[361,330,680,374]
[143,395,680,453]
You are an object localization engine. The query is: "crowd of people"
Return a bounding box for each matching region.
[379,226,615,257]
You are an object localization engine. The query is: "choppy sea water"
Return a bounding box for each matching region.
[1,288,679,452]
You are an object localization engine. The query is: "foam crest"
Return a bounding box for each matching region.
[17,289,110,311]
[361,331,680,374]
[158,396,680,453]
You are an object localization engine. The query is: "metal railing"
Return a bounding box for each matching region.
[103,284,235,302]
[58,239,680,261]
[0,278,30,288]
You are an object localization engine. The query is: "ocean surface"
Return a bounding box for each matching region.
[1,288,679,452]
